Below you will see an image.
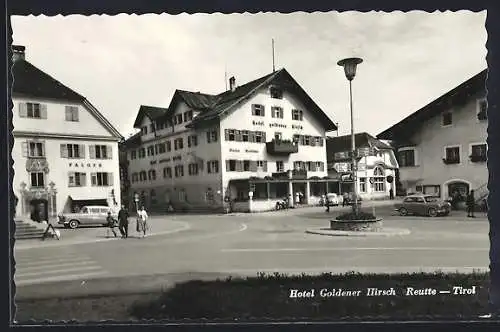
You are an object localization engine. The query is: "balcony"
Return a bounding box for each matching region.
[470,154,487,163]
[266,139,298,155]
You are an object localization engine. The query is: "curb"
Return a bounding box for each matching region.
[305,227,411,237]
[15,222,191,251]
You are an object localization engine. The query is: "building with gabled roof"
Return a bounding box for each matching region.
[325,132,399,200]
[377,69,488,205]
[11,45,123,223]
[124,68,338,212]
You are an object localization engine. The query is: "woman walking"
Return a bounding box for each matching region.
[136,206,149,238]
[106,211,118,238]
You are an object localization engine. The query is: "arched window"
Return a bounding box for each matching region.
[373,166,385,192]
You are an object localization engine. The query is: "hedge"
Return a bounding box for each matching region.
[129,271,490,321]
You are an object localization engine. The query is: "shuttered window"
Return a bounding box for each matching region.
[19,103,47,119]
[90,172,113,186]
[90,145,112,159]
[65,106,79,122]
[68,172,87,187]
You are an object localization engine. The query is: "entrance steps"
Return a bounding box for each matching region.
[14,219,46,240]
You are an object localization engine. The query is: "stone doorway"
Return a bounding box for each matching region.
[29,198,48,222]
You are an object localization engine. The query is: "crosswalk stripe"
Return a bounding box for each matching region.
[15,265,102,278]
[15,271,109,286]
[15,260,96,271]
[14,256,93,266]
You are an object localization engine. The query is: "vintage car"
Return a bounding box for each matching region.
[342,192,363,206]
[58,205,118,229]
[320,193,340,206]
[394,194,451,217]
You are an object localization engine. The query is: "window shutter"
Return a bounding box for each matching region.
[250,160,257,172]
[263,161,268,172]
[262,132,266,142]
[60,144,68,158]
[80,145,86,158]
[65,106,71,121]
[261,106,266,116]
[40,104,48,119]
[89,145,96,159]
[68,172,75,186]
[107,146,112,159]
[81,173,87,186]
[309,136,314,146]
[108,173,114,186]
[236,160,243,172]
[320,162,325,172]
[213,130,218,142]
[91,172,97,186]
[319,138,324,147]
[226,160,230,172]
[249,131,255,143]
[74,108,79,121]
[22,141,28,157]
[224,129,230,141]
[41,141,46,157]
[19,103,27,117]
[207,131,211,143]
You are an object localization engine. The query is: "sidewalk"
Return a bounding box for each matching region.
[14,219,190,250]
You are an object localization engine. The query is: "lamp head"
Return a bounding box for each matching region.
[337,57,363,81]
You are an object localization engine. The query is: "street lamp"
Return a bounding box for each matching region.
[337,57,363,214]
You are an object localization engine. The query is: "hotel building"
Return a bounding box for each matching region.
[124,68,338,212]
[11,45,123,221]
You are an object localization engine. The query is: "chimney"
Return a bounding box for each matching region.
[12,45,25,62]
[229,76,236,92]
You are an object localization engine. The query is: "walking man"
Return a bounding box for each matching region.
[467,190,475,218]
[118,205,129,238]
[137,206,149,238]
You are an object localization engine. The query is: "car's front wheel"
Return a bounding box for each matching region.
[399,207,408,216]
[428,208,438,217]
[68,220,79,229]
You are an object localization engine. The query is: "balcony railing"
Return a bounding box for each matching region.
[266,139,298,155]
[470,154,487,163]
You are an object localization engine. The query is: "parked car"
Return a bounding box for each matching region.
[342,192,363,206]
[326,193,340,206]
[394,194,451,217]
[58,205,118,229]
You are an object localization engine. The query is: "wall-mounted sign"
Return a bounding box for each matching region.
[173,155,182,161]
[229,148,240,153]
[159,158,171,164]
[150,160,157,165]
[245,149,258,153]
[69,162,102,168]
[252,120,265,126]
[269,123,287,128]
[341,174,353,182]
[291,125,303,130]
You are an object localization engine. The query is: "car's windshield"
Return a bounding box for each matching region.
[424,197,438,202]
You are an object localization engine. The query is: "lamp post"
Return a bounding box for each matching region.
[337,57,363,215]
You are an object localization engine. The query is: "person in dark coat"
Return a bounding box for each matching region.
[389,188,394,200]
[467,190,475,218]
[118,205,130,238]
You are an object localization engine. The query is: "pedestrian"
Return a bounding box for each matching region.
[105,211,118,238]
[467,190,475,218]
[118,204,129,238]
[325,196,330,212]
[342,192,348,207]
[136,205,149,238]
[389,188,394,200]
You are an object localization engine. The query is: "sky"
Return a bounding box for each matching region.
[12,11,487,138]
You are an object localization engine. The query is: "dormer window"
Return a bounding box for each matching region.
[175,114,183,125]
[141,126,148,135]
[442,111,452,126]
[477,99,488,121]
[270,86,283,99]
